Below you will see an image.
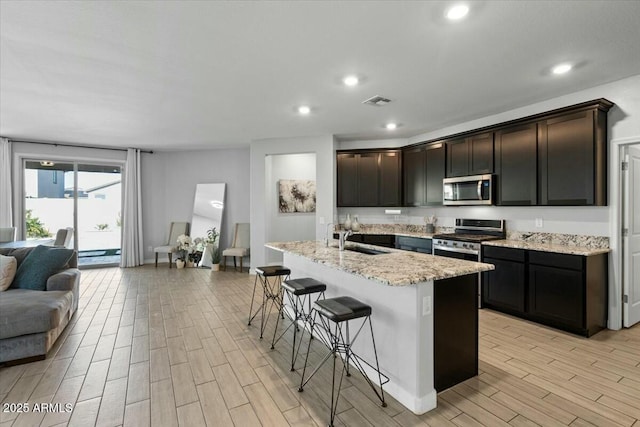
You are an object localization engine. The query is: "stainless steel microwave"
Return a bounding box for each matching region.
[443,174,494,206]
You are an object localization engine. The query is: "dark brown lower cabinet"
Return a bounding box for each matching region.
[434,273,478,391]
[482,247,526,313]
[527,251,607,337]
[481,246,607,337]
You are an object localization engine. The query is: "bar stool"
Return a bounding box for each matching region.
[248,265,291,339]
[298,296,388,427]
[271,277,327,371]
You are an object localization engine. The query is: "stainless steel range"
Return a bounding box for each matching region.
[433,219,505,307]
[432,218,505,261]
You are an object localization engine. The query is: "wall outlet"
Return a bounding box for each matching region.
[535,218,544,228]
[319,216,325,225]
[422,296,431,316]
[147,246,153,252]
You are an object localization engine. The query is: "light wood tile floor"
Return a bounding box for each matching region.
[1,266,639,426]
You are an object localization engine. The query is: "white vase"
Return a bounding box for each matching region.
[176,260,185,269]
[344,214,352,231]
[351,215,360,232]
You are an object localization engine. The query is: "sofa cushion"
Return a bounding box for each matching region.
[0,289,73,339]
[11,245,74,291]
[0,255,17,291]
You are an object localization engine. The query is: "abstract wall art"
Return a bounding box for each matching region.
[278,180,316,213]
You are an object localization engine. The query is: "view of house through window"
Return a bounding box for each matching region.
[24,160,122,267]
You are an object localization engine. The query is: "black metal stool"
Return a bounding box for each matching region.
[248,265,291,339]
[298,296,388,427]
[271,277,327,371]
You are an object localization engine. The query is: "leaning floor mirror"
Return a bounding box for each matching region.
[190,183,226,267]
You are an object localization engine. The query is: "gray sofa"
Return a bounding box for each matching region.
[0,247,80,365]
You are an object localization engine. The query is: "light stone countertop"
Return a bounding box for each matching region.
[266,240,494,286]
[482,239,610,256]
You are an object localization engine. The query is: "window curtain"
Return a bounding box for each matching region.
[120,148,144,267]
[0,138,12,228]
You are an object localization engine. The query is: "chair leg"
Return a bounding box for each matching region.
[222,256,226,271]
[240,257,243,273]
[169,253,172,268]
[233,257,237,271]
[155,253,158,268]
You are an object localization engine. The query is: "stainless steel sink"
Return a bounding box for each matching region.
[345,246,390,255]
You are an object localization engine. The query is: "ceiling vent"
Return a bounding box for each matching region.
[362,95,391,106]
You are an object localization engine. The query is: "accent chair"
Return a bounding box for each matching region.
[154,222,189,268]
[222,223,250,272]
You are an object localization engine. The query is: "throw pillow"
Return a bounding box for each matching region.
[0,255,17,291]
[11,245,74,291]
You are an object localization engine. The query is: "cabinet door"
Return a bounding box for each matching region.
[528,264,584,329]
[446,138,469,177]
[337,153,358,207]
[379,151,401,206]
[403,147,426,206]
[357,153,379,206]
[495,123,538,205]
[539,110,595,205]
[425,143,445,205]
[469,132,494,175]
[482,258,526,313]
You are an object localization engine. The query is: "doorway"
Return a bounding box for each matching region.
[622,143,640,327]
[23,160,122,267]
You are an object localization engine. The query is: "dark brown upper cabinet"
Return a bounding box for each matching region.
[402,142,445,206]
[337,150,401,207]
[495,123,538,206]
[337,99,612,208]
[445,132,494,177]
[402,145,426,206]
[538,104,610,206]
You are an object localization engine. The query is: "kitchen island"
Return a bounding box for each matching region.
[266,240,494,415]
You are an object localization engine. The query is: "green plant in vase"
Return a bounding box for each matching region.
[210,246,222,271]
[205,227,221,270]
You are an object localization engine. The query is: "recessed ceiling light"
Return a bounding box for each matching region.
[343,75,359,87]
[298,105,311,115]
[385,123,398,130]
[446,4,469,20]
[551,63,572,75]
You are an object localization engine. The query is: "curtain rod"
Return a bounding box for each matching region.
[9,138,154,154]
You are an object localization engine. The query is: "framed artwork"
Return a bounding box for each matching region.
[278,180,316,213]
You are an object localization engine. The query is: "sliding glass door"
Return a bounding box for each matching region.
[24,160,122,267]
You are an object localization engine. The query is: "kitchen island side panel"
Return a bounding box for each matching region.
[283,252,438,414]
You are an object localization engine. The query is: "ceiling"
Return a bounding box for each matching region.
[1,1,639,151]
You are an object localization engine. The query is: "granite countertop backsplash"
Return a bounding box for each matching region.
[334,223,453,238]
[484,231,610,256]
[266,240,494,286]
[334,223,610,256]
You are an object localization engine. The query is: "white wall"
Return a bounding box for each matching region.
[265,153,316,263]
[141,147,250,262]
[250,135,336,270]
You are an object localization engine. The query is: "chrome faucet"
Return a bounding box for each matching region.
[338,230,353,251]
[324,223,334,247]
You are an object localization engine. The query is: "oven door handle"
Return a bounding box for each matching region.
[477,180,482,200]
[433,245,479,256]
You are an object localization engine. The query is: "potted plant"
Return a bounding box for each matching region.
[210,246,222,271]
